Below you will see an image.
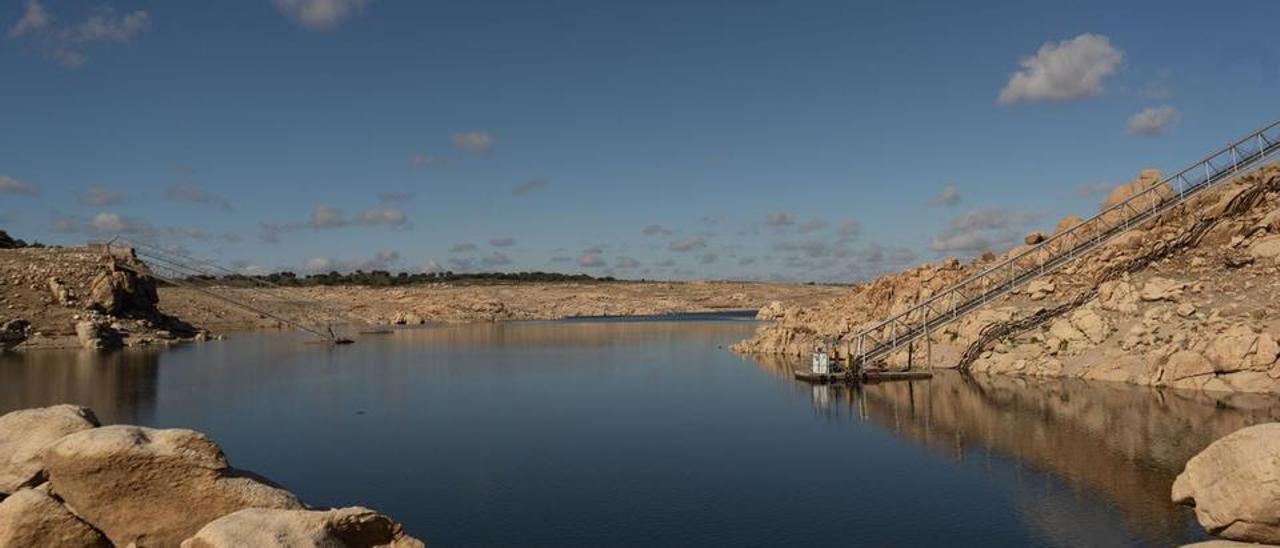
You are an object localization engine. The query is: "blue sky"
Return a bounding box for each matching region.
[3,0,1279,281]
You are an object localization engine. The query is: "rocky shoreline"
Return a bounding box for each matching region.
[0,404,423,547]
[736,164,1280,395]
[156,281,845,333]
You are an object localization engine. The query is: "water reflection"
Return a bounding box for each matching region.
[754,354,1280,545]
[0,348,160,424]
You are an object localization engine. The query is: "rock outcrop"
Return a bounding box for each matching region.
[43,425,305,547]
[182,507,425,548]
[736,164,1280,394]
[0,405,426,546]
[0,245,207,350]
[1173,423,1280,544]
[0,404,99,493]
[0,488,111,547]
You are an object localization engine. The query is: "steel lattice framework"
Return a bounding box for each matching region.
[852,119,1280,369]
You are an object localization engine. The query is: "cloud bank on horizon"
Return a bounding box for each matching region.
[1,0,1269,282]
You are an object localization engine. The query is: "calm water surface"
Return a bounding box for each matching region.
[3,317,1279,546]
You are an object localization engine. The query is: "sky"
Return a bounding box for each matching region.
[3,0,1280,281]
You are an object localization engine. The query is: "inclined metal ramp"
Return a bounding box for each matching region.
[851,119,1280,369]
[109,239,367,343]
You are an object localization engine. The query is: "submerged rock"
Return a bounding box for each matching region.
[42,425,304,547]
[182,507,425,548]
[1173,423,1280,544]
[0,404,99,494]
[0,488,111,548]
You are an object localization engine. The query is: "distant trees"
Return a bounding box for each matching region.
[188,269,616,288]
[0,230,40,249]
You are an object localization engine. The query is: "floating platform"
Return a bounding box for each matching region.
[794,369,933,384]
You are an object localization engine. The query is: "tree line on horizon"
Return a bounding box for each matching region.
[181,269,620,288]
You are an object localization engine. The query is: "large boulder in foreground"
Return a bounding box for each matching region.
[182,507,425,548]
[0,488,110,547]
[1173,423,1280,544]
[0,404,99,493]
[43,425,304,547]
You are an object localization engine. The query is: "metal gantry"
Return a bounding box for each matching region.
[851,118,1280,369]
[110,239,367,343]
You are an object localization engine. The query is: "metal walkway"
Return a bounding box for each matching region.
[110,239,368,343]
[851,118,1280,369]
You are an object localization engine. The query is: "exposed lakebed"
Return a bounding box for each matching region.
[3,316,1277,546]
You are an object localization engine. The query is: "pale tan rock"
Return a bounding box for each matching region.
[755,301,786,321]
[1166,351,1215,382]
[1098,280,1139,313]
[1173,423,1280,544]
[1249,236,1280,260]
[43,425,304,547]
[1141,277,1186,302]
[0,404,99,494]
[0,488,110,548]
[1068,308,1111,344]
[181,507,424,548]
[1026,279,1055,300]
[74,321,122,351]
[1024,231,1046,245]
[1053,215,1084,236]
[1207,326,1280,374]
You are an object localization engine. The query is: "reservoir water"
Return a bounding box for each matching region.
[2,316,1277,546]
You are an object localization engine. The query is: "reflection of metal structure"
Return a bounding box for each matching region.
[852,119,1280,370]
[109,239,365,344]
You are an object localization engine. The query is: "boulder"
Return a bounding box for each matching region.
[0,404,99,493]
[1024,231,1046,245]
[1026,279,1055,300]
[0,488,111,548]
[181,507,424,548]
[1206,326,1280,374]
[0,320,29,351]
[1054,215,1085,236]
[43,425,304,547]
[48,278,75,306]
[1249,235,1280,260]
[1068,308,1112,344]
[1098,280,1139,313]
[86,261,159,317]
[1173,423,1280,544]
[1165,351,1215,382]
[75,320,123,351]
[755,301,786,321]
[1140,277,1186,302]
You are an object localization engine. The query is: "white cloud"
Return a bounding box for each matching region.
[7,2,150,67]
[357,207,407,226]
[481,252,512,267]
[452,131,494,154]
[165,185,233,211]
[765,212,795,227]
[836,220,860,240]
[931,208,1036,256]
[998,33,1123,104]
[933,185,961,206]
[512,177,548,196]
[796,219,829,234]
[1126,105,1180,137]
[8,0,50,38]
[616,256,640,269]
[577,254,605,267]
[79,185,121,206]
[311,204,345,228]
[273,0,370,31]
[641,224,672,237]
[669,236,706,252]
[91,212,127,233]
[0,175,39,196]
